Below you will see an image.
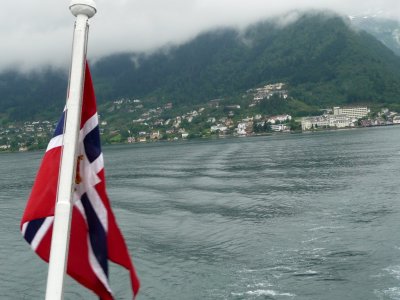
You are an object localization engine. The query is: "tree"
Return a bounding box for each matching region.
[289,119,301,132]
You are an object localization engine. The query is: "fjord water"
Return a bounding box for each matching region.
[2,127,400,299]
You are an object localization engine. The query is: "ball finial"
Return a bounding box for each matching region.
[69,0,97,18]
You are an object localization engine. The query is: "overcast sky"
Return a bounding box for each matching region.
[2,0,400,72]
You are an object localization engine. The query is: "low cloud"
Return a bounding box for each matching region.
[2,0,400,72]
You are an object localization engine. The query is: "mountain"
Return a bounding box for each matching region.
[92,13,400,108]
[0,68,67,122]
[2,12,400,122]
[350,15,400,56]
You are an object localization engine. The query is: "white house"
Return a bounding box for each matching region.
[270,124,288,132]
[211,124,228,133]
[301,116,329,130]
[268,114,292,124]
[237,123,247,135]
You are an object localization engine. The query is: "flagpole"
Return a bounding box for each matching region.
[45,1,97,299]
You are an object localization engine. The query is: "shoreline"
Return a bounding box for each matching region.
[2,124,397,154]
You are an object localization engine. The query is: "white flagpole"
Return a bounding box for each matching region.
[45,1,96,299]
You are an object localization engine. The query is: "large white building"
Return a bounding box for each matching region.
[301,114,352,130]
[393,116,400,124]
[301,116,329,130]
[333,106,369,120]
[329,114,351,128]
[267,114,292,124]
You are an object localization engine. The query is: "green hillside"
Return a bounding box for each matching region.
[351,16,400,57]
[2,13,400,122]
[0,69,67,122]
[91,14,400,108]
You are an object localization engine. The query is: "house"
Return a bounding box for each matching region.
[268,114,292,124]
[154,119,164,126]
[211,124,228,133]
[208,99,221,108]
[270,124,288,132]
[151,131,161,140]
[219,117,228,123]
[253,83,288,101]
[236,122,253,135]
[224,118,234,127]
[132,118,145,124]
[301,116,329,130]
[242,117,254,122]
[225,105,241,109]
[237,123,247,135]
[173,119,181,128]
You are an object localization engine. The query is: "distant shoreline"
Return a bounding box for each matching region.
[2,124,398,154]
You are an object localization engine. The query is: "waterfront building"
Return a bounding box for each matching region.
[393,116,400,124]
[301,114,352,130]
[150,131,161,140]
[329,114,351,128]
[301,116,329,130]
[236,123,247,135]
[270,124,288,132]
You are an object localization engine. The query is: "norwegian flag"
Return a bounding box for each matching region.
[20,63,140,299]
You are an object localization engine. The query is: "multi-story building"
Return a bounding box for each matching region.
[301,115,329,130]
[301,114,352,130]
[329,114,351,128]
[393,116,400,124]
[333,106,369,120]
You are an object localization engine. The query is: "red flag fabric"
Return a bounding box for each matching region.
[21,63,140,299]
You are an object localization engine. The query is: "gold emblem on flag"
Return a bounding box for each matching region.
[75,155,84,184]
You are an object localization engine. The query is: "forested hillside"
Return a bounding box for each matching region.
[2,13,400,122]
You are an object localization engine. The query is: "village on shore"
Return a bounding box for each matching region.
[1,83,399,152]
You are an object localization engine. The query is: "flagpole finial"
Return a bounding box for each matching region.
[69,0,97,18]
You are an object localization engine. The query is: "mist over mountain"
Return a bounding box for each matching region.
[2,12,400,122]
[351,14,400,56]
[92,13,400,108]
[0,68,67,122]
